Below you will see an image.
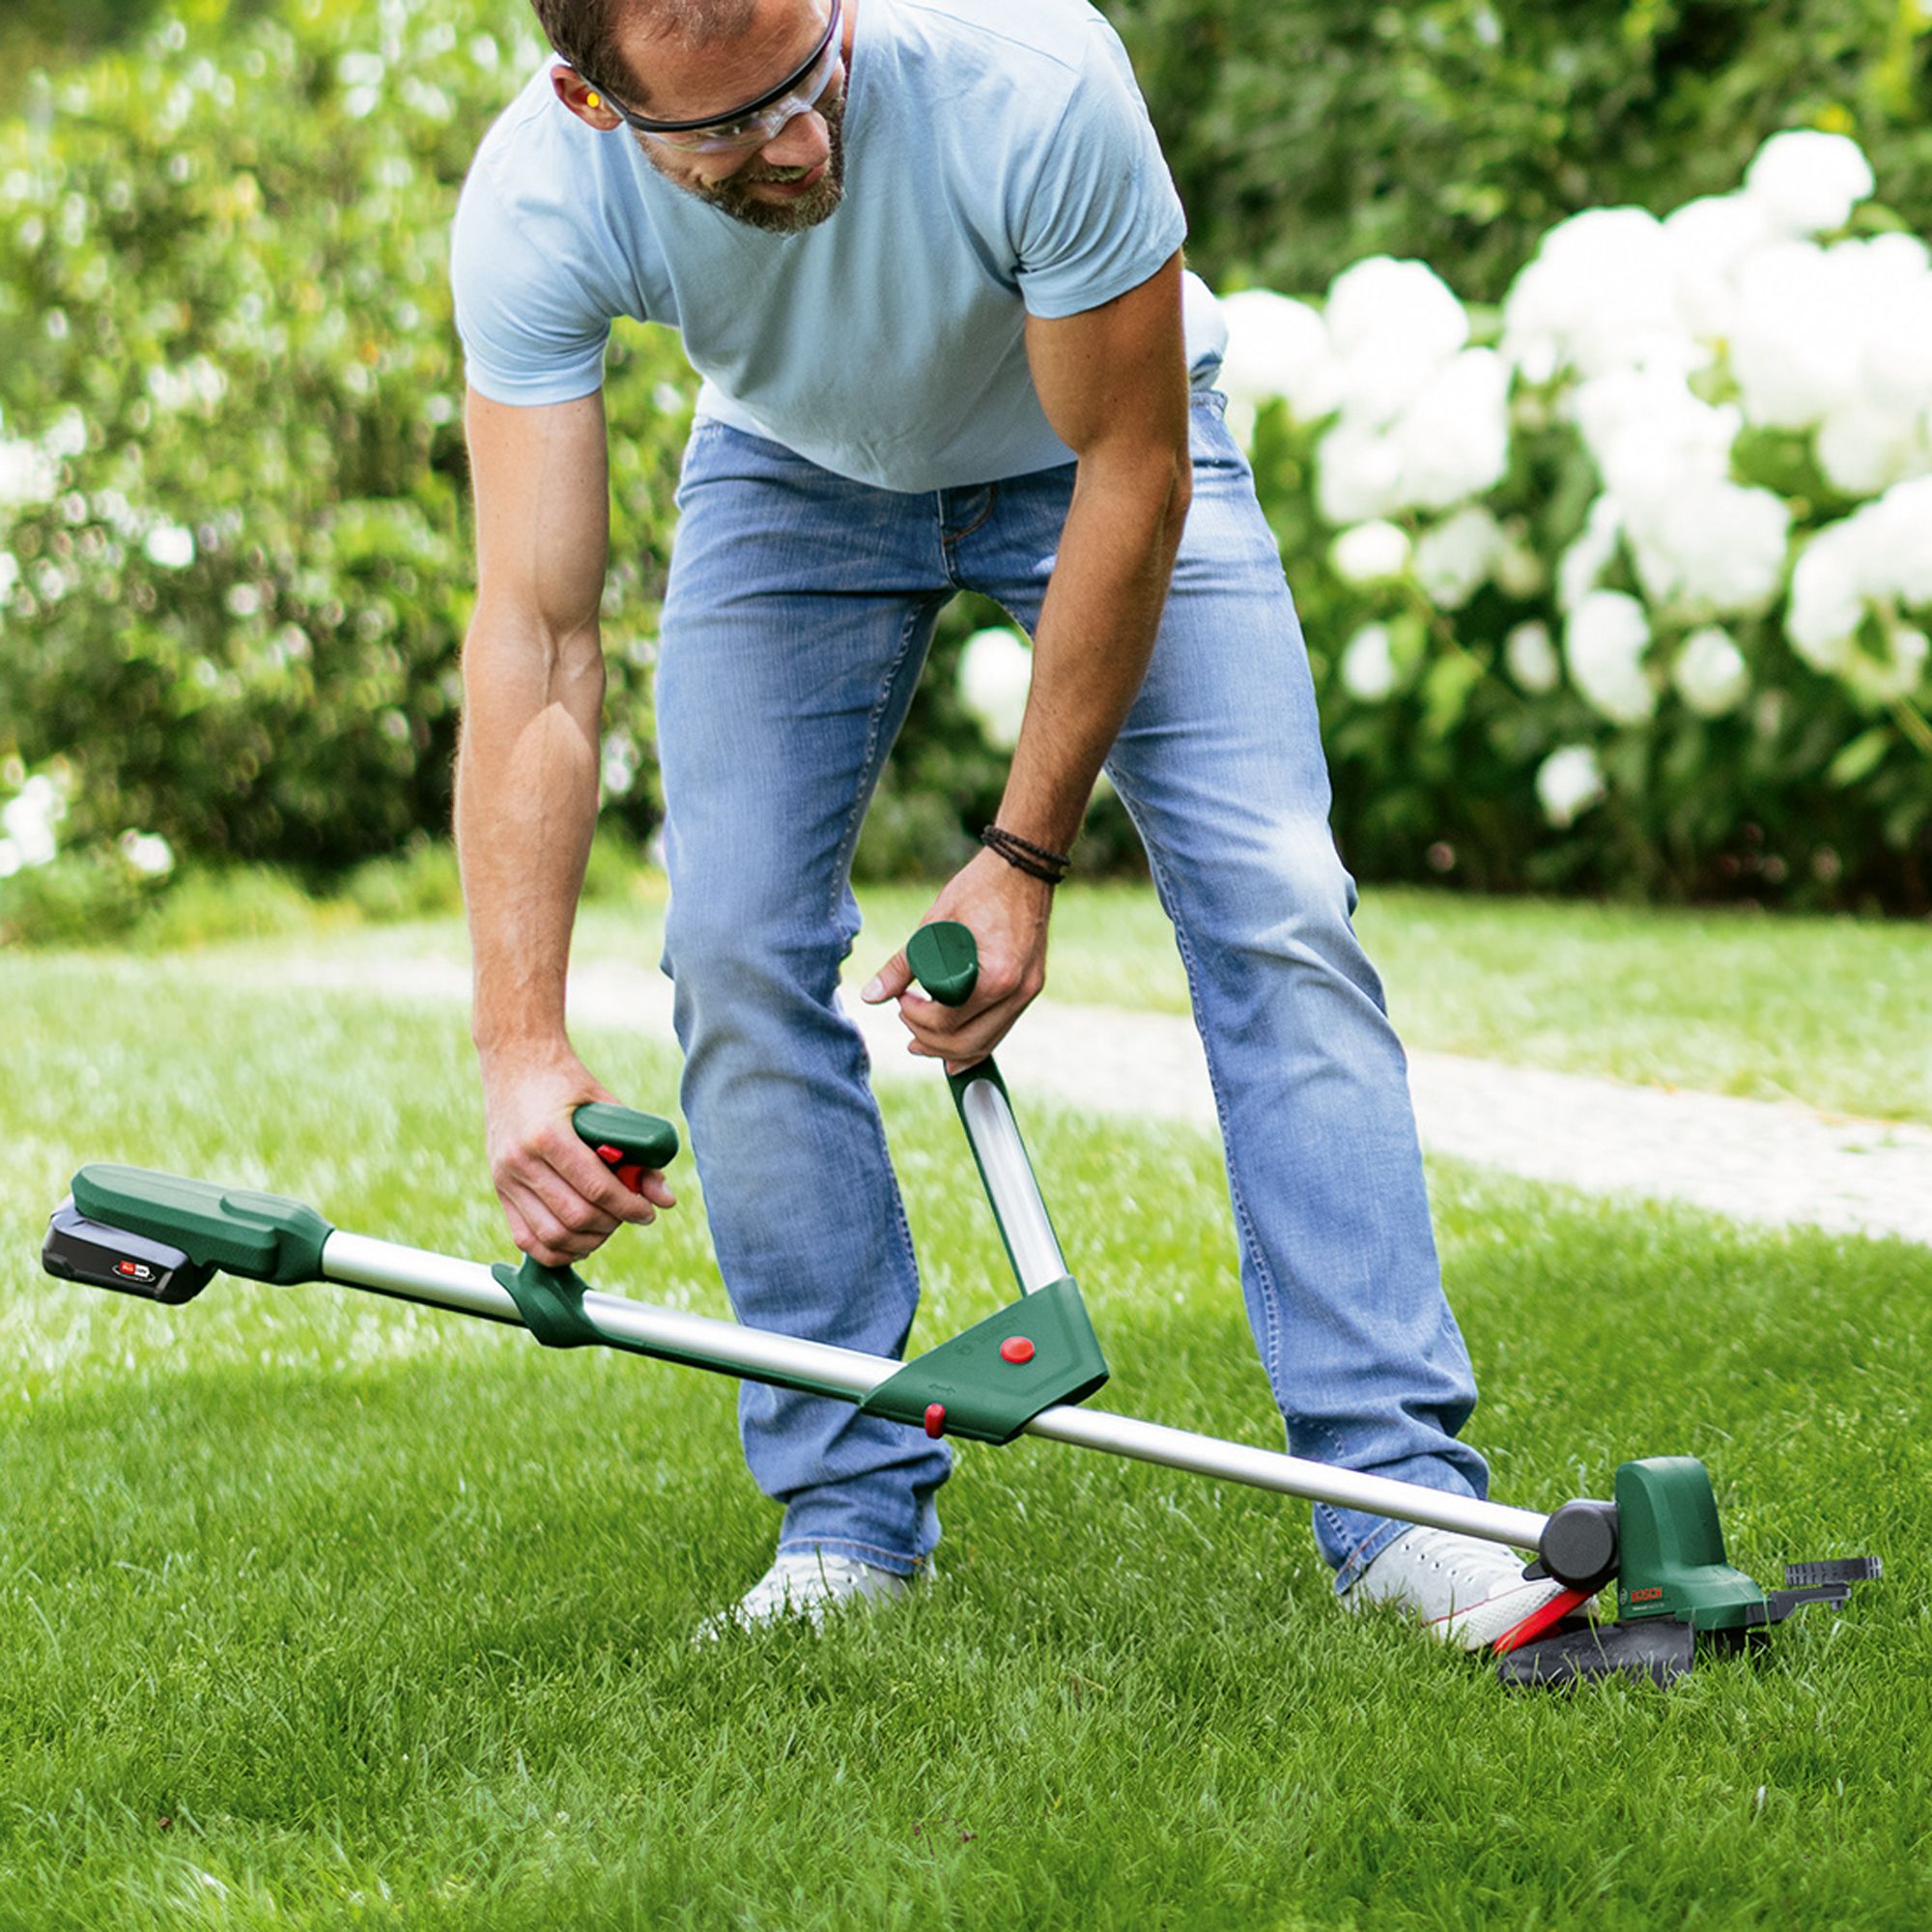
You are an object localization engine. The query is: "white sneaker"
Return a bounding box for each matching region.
[694,1549,930,1642]
[1345,1525,1585,1652]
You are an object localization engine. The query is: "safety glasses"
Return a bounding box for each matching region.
[578,0,843,154]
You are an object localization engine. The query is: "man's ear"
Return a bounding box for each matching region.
[551,64,626,131]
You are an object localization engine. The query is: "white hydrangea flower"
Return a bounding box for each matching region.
[1535,745,1606,828]
[1339,623,1400,701]
[1674,625,1750,716]
[1329,520,1411,583]
[1856,244,1932,416]
[1,772,65,867]
[0,438,57,509]
[1324,257,1468,360]
[1505,620,1562,694]
[957,625,1033,751]
[1785,525,1868,673]
[1385,348,1511,510]
[1623,480,1790,617]
[1743,129,1875,238]
[1217,289,1342,422]
[1571,368,1740,513]
[1557,496,1624,612]
[143,523,197,570]
[1789,474,1932,677]
[1323,257,1469,426]
[1662,193,1776,339]
[1412,506,1505,610]
[1315,418,1405,524]
[1729,241,1867,429]
[1502,207,1690,383]
[1856,473,1932,605]
[0,551,18,603]
[1814,402,1929,499]
[1565,590,1655,724]
[117,829,176,879]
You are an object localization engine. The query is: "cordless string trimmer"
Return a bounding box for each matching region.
[38,923,1877,1686]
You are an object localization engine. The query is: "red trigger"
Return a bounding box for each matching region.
[595,1144,647,1194]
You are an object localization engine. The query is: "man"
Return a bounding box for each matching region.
[450,0,1569,1647]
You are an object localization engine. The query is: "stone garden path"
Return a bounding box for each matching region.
[260,954,1932,1248]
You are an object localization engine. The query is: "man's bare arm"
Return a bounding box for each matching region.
[865,251,1192,1065]
[458,386,672,1262]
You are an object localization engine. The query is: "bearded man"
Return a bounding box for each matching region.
[449,0,1569,1646]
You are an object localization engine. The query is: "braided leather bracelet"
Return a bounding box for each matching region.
[980,823,1072,885]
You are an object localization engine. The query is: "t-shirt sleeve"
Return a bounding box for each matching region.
[1010,17,1188,322]
[450,150,614,407]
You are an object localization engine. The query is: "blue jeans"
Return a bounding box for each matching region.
[655,391,1488,1590]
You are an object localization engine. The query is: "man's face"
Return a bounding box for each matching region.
[557,0,850,236]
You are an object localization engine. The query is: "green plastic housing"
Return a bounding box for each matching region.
[906,921,980,1008]
[572,1102,679,1169]
[859,1276,1109,1444]
[1614,1456,1768,1632]
[70,1164,333,1287]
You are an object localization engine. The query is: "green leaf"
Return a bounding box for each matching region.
[1827,727,1890,789]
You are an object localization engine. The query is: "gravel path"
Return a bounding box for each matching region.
[250,954,1932,1248]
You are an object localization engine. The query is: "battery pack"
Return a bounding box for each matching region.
[42,1198,214,1305]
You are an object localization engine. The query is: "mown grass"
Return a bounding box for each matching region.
[202,862,1932,1123]
[843,882,1932,1124]
[2,947,1926,1929]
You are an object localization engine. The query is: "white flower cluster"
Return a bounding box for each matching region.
[1221,261,1511,524]
[1220,260,1517,638]
[1786,475,1932,698]
[0,762,172,886]
[1503,127,1932,745]
[1211,128,1932,838]
[0,769,66,879]
[956,625,1034,752]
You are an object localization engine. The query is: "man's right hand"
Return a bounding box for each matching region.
[480,1047,676,1267]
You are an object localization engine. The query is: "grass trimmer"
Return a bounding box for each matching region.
[38,923,1877,1686]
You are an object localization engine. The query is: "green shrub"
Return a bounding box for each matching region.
[0,1,689,879]
[130,858,321,947]
[6,0,1931,913]
[1106,0,1932,304]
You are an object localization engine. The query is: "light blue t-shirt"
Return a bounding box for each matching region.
[451,0,1221,492]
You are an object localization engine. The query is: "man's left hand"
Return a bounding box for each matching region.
[860,847,1055,1072]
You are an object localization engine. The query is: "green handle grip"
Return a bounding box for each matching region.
[573,1102,680,1192]
[906,921,980,1008]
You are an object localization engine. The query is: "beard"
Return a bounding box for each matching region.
[646,89,846,236]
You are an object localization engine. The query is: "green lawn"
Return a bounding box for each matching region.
[846,882,1932,1122]
[1,945,1925,1928]
[233,871,1932,1123]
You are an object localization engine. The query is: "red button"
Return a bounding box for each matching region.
[923,1403,947,1438]
[999,1336,1036,1365]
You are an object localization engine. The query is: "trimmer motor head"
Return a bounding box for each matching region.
[1499,1456,1882,1687]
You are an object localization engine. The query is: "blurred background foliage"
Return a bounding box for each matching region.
[1,0,1929,930]
[1109,0,1932,301]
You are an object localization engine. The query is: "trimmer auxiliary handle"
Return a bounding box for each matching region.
[905,920,1068,1293]
[856,920,1107,1437]
[38,925,1878,1686]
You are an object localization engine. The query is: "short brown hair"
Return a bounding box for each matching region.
[530,0,760,105]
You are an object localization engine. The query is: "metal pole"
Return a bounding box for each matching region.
[957,1078,1067,1291]
[321,1230,1549,1550]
